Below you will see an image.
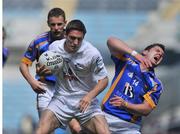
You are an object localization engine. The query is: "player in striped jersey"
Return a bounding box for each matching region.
[102,37,165,134]
[19,7,66,117]
[19,8,89,134]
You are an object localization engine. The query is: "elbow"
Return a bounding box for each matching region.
[142,112,150,116]
[100,76,109,90]
[107,37,115,47]
[19,62,27,73]
[104,76,109,87]
[142,109,152,116]
[19,62,23,72]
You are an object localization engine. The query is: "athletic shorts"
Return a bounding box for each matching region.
[37,81,55,117]
[47,95,104,129]
[104,112,141,134]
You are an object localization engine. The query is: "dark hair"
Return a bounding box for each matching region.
[65,19,87,35]
[47,8,66,21]
[144,43,165,52]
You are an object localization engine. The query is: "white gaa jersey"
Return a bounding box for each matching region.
[49,39,108,97]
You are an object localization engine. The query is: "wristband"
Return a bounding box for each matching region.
[131,50,138,56]
[124,101,128,107]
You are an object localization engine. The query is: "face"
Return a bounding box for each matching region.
[143,46,164,67]
[64,30,84,53]
[48,16,66,39]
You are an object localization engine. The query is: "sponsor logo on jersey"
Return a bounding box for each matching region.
[47,58,63,66]
[128,72,133,78]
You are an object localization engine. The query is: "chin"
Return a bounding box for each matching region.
[153,64,158,68]
[53,35,62,39]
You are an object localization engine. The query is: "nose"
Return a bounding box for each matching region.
[73,38,79,45]
[54,25,59,30]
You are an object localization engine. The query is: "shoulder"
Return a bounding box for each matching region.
[145,70,163,89]
[30,32,49,46]
[81,40,101,56]
[34,32,49,41]
[28,32,49,48]
[154,75,163,87]
[49,39,66,50]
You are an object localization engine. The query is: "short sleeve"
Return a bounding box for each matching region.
[21,40,37,66]
[91,52,108,81]
[143,72,163,109]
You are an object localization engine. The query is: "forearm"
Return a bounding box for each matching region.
[107,37,152,68]
[87,77,108,99]
[79,77,108,112]
[124,101,153,116]
[19,62,35,84]
[107,37,135,55]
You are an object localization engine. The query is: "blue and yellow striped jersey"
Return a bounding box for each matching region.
[21,31,59,83]
[102,53,163,125]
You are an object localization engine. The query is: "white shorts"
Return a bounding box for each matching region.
[104,112,141,134]
[47,95,104,129]
[37,81,55,117]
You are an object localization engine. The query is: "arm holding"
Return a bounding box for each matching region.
[107,37,135,56]
[107,37,152,68]
[19,62,46,94]
[110,95,153,116]
[79,76,108,113]
[123,100,153,116]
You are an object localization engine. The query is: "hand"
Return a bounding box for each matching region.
[109,95,127,108]
[30,79,47,94]
[79,95,92,113]
[36,63,52,76]
[134,53,152,69]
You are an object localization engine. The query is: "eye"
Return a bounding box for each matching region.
[50,23,63,26]
[69,36,83,41]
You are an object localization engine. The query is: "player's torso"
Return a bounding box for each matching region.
[103,57,148,124]
[115,60,146,103]
[54,40,98,94]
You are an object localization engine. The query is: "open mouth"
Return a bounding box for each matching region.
[153,55,161,64]
[154,57,158,62]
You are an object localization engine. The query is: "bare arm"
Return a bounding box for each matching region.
[107,37,134,56]
[79,77,108,113]
[124,100,153,116]
[110,95,153,116]
[19,62,46,94]
[107,37,152,68]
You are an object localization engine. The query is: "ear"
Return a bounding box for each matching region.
[64,20,67,25]
[47,20,50,27]
[64,34,67,38]
[142,50,148,56]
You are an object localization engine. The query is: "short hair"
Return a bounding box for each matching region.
[65,19,87,35]
[47,8,66,21]
[144,43,165,52]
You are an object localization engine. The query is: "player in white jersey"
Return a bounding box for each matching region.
[35,20,110,134]
[19,8,66,117]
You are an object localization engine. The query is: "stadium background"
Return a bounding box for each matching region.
[3,0,180,133]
